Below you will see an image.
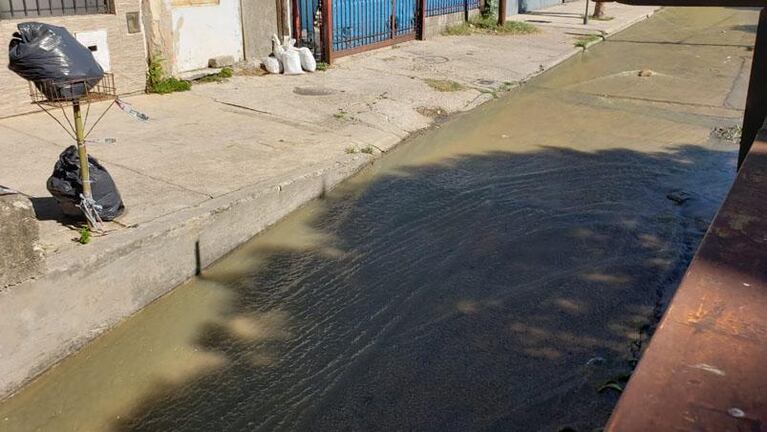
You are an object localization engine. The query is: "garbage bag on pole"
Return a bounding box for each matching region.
[47,146,125,221]
[8,22,104,101]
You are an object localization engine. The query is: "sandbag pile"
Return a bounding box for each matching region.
[47,146,125,221]
[262,35,316,75]
[8,22,104,101]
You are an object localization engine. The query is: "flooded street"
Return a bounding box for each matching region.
[0,7,758,432]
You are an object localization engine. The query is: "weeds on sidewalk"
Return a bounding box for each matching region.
[77,226,91,245]
[196,67,234,83]
[334,109,348,120]
[444,16,537,36]
[424,79,465,92]
[574,34,602,48]
[316,62,329,72]
[345,145,375,154]
[147,55,191,94]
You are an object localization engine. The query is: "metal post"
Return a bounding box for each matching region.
[739,7,767,169]
[321,0,333,63]
[417,0,426,40]
[72,101,92,201]
[464,0,469,22]
[292,0,302,42]
[584,0,590,24]
[498,0,507,25]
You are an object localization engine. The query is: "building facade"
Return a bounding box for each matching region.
[0,0,148,116]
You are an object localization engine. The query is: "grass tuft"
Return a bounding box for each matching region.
[196,67,234,83]
[78,226,91,245]
[574,34,602,48]
[147,55,192,94]
[334,109,348,119]
[444,16,538,36]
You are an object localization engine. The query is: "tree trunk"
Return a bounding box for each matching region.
[592,1,605,19]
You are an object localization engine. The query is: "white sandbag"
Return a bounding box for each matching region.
[298,47,316,72]
[282,49,303,75]
[272,34,285,58]
[262,56,282,74]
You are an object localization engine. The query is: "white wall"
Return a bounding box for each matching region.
[172,0,244,73]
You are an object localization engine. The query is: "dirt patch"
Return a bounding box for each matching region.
[423,79,465,92]
[416,106,448,120]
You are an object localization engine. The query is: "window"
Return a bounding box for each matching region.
[1,0,113,19]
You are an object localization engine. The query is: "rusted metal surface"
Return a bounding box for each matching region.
[322,0,333,63]
[606,127,767,431]
[740,8,767,168]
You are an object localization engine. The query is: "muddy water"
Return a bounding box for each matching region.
[0,7,758,432]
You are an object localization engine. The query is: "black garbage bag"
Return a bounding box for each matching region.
[47,146,125,221]
[8,22,104,101]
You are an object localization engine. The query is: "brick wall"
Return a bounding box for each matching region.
[0,0,147,117]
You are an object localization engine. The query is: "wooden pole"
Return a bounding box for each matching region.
[498,0,507,25]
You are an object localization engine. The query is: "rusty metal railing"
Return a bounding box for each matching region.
[604,1,767,429]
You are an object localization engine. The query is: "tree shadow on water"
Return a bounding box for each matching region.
[112,144,736,432]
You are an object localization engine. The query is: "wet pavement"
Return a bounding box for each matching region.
[0,7,758,432]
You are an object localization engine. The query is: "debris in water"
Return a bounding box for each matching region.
[666,190,691,205]
[638,69,655,77]
[586,356,606,366]
[712,125,742,142]
[728,408,745,418]
[597,381,624,394]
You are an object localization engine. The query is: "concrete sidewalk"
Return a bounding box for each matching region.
[0,1,659,400]
[509,1,659,36]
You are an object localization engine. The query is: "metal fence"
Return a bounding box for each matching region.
[0,0,112,19]
[332,0,416,51]
[297,0,418,61]
[425,0,480,17]
[296,0,322,57]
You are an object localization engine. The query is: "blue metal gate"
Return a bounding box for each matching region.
[296,0,417,61]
